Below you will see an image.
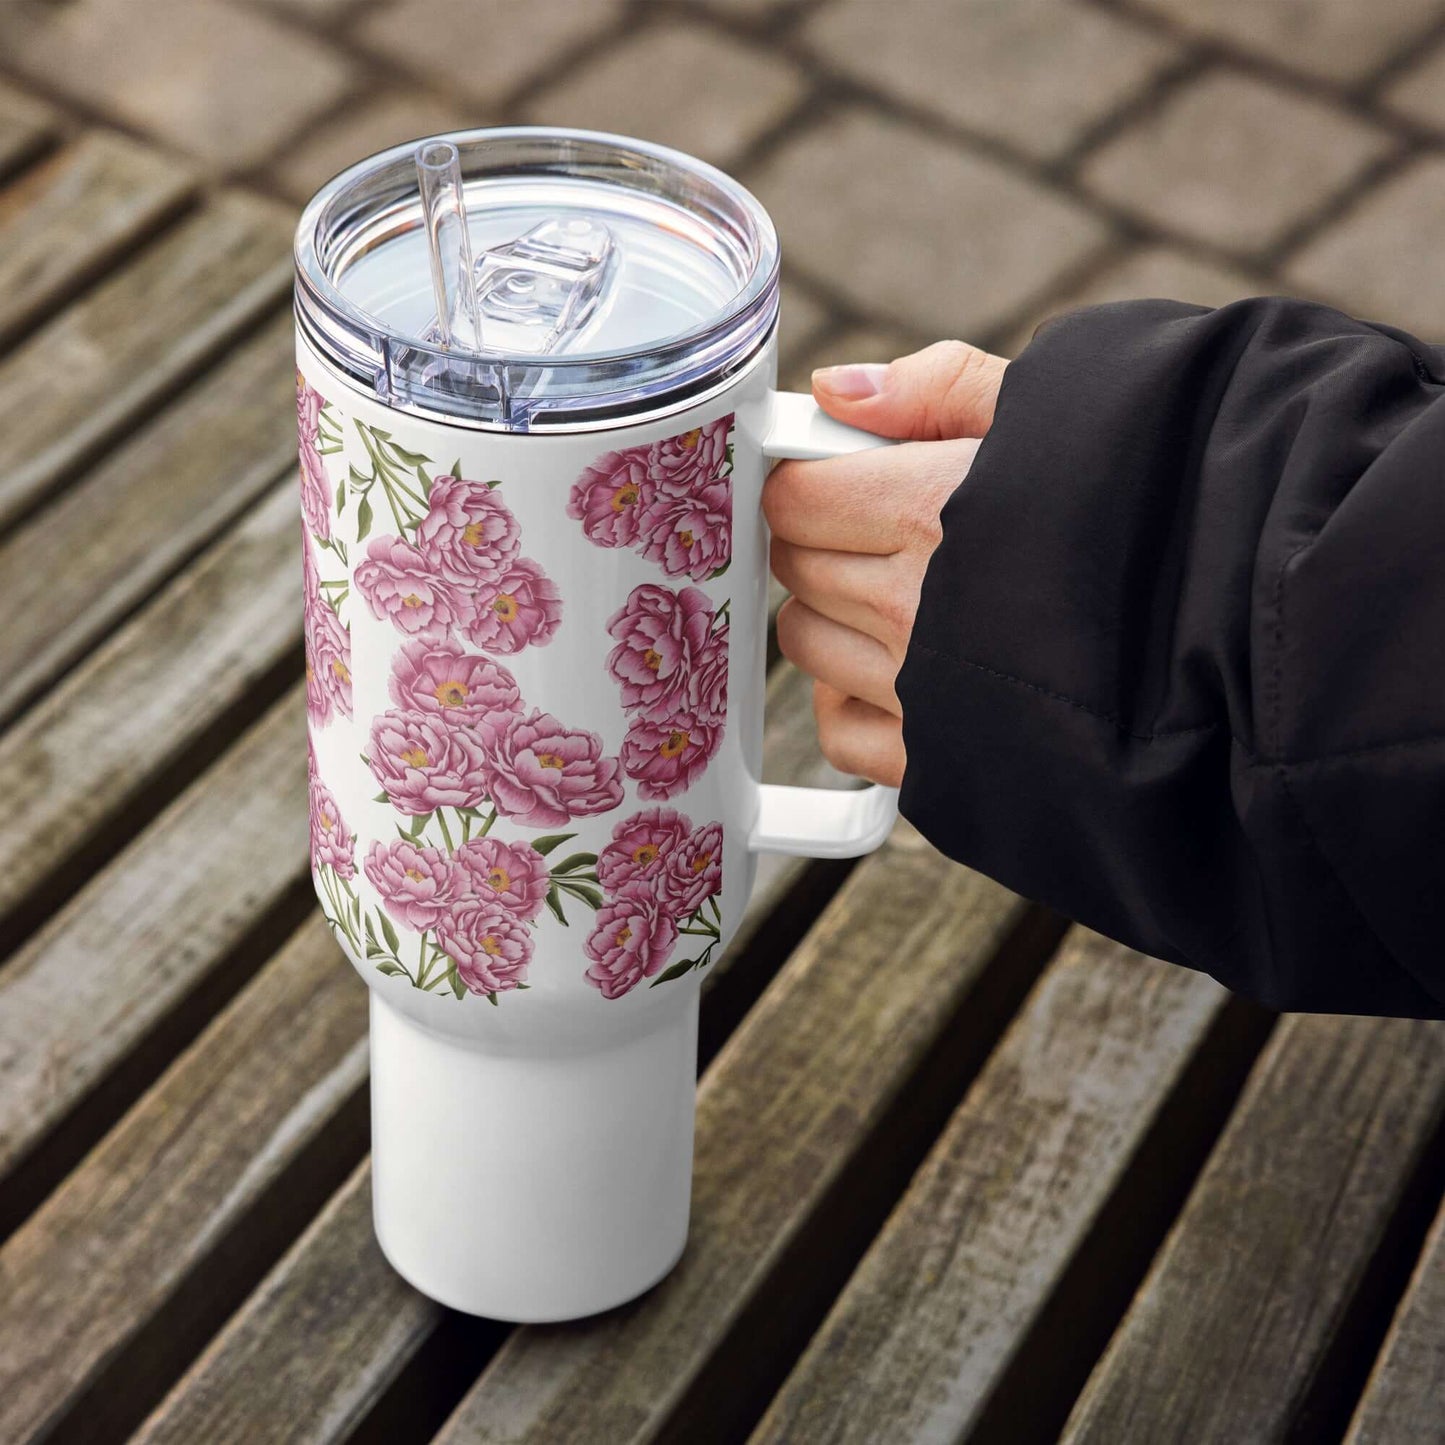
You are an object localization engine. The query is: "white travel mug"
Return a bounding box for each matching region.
[293,128,897,1322]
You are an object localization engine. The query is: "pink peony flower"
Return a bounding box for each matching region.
[297,378,331,541]
[605,583,713,716]
[658,821,723,918]
[437,899,534,995]
[638,478,731,581]
[621,710,721,800]
[309,773,355,878]
[482,709,624,827]
[648,415,731,497]
[369,708,491,815]
[566,445,655,548]
[415,475,520,586]
[356,535,462,638]
[688,626,728,724]
[364,838,459,930]
[462,557,563,654]
[453,836,549,921]
[583,884,679,999]
[597,806,691,894]
[305,596,352,724]
[389,637,521,743]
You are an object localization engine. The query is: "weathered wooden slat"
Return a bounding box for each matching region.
[434,830,1047,1445]
[0,190,291,531]
[0,82,56,181]
[1061,1012,1445,1444]
[0,131,192,349]
[0,688,310,1229]
[0,478,300,941]
[0,913,367,1445]
[750,930,1264,1445]
[129,663,857,1445]
[1345,1200,1445,1445]
[133,1161,439,1445]
[0,310,296,725]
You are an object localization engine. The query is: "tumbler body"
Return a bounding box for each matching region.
[298,328,774,1319]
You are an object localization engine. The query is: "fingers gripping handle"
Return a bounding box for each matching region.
[750,390,900,858]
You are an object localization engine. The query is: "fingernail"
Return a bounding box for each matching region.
[812,363,888,401]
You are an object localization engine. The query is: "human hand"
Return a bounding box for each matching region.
[764,341,1008,786]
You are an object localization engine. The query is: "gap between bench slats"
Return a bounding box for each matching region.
[749,927,1273,1445]
[0,81,57,181]
[0,189,291,534]
[0,476,301,951]
[0,688,312,1240]
[1345,1195,1445,1444]
[1060,1010,1445,1444]
[429,834,1061,1445]
[0,130,194,352]
[0,913,368,1445]
[129,661,864,1445]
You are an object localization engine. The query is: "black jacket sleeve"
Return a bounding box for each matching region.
[895,297,1445,1018]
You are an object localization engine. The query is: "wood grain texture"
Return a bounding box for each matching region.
[1345,1199,1445,1445]
[134,1161,441,1445]
[0,479,301,936]
[1062,1012,1445,1444]
[435,828,1032,1445]
[0,913,367,1445]
[0,689,309,1193]
[0,81,56,181]
[0,190,291,531]
[0,310,296,724]
[126,663,853,1445]
[0,131,192,348]
[750,929,1235,1445]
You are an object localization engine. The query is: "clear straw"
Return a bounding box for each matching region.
[416,140,481,351]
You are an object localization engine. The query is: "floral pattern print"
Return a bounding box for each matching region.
[605,581,728,801]
[584,806,724,996]
[300,372,730,1003]
[568,414,733,581]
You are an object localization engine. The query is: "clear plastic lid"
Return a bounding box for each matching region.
[294,127,780,431]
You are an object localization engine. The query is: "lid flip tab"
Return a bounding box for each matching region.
[472,217,617,356]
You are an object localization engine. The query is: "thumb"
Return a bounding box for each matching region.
[810,340,1008,441]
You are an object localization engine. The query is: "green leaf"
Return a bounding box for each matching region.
[408,812,432,838]
[558,881,603,910]
[486,478,502,490]
[649,957,696,987]
[370,426,393,441]
[708,560,730,581]
[530,832,576,857]
[355,495,373,542]
[549,851,596,877]
[391,443,431,466]
[373,791,390,804]
[487,990,499,1006]
[417,464,433,500]
[709,895,722,923]
[375,959,407,977]
[544,885,569,927]
[449,458,462,479]
[349,463,369,485]
[335,477,346,512]
[447,959,465,998]
[378,911,400,953]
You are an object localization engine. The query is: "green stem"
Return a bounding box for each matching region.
[478,805,498,837]
[414,930,433,989]
[436,808,456,854]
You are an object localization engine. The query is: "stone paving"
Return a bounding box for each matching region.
[6,0,1445,383]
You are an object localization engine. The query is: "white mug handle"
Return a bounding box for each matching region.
[750,389,901,859]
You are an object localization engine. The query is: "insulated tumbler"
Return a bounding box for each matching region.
[294,128,897,1321]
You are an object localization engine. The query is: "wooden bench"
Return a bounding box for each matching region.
[2,96,1444,1445]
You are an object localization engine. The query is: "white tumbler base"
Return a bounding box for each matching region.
[369,991,697,1322]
